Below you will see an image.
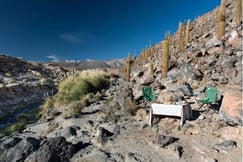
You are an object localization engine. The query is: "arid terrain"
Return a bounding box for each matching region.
[0,0,242,162]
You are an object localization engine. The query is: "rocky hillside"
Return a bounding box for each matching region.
[129,0,242,125]
[0,55,122,127]
[0,55,69,126]
[132,0,241,86]
[0,1,242,162]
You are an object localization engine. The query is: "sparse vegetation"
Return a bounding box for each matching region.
[39,70,110,118]
[0,113,31,138]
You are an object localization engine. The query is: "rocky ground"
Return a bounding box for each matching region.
[0,77,241,162]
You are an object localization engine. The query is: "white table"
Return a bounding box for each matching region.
[150,103,192,127]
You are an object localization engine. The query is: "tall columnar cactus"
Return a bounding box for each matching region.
[185,19,191,44]
[217,0,226,40]
[178,22,185,52]
[203,16,208,31]
[236,0,242,25]
[149,63,154,75]
[165,31,172,46]
[126,53,131,82]
[162,40,169,78]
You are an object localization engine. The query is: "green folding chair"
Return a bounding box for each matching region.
[142,86,157,102]
[193,86,218,109]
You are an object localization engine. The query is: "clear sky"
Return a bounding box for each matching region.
[0,0,220,62]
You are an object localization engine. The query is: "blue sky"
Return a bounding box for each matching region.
[0,0,220,62]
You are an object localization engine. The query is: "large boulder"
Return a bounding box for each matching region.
[0,137,40,162]
[219,85,243,125]
[180,63,203,81]
[24,136,77,162]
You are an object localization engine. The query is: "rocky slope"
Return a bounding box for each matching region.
[0,77,241,162]
[0,55,124,127]
[0,0,242,162]
[131,0,242,125]
[0,55,69,127]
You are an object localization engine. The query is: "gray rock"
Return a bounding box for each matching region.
[142,76,154,86]
[24,136,77,162]
[0,137,40,162]
[154,135,179,148]
[181,63,203,81]
[211,73,228,84]
[216,140,237,147]
[205,36,223,48]
[178,82,194,96]
[221,56,237,68]
[96,127,114,145]
[167,68,181,82]
[125,152,142,162]
[74,149,108,162]
[61,126,77,138]
[0,136,22,152]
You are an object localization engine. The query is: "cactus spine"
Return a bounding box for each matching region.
[217,0,226,40]
[126,53,131,82]
[162,40,169,78]
[178,22,185,52]
[185,19,190,44]
[236,0,242,25]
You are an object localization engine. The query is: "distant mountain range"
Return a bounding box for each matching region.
[47,58,125,70]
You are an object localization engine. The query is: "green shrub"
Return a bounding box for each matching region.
[17,113,30,122]
[6,120,26,135]
[57,72,109,104]
[38,97,55,119]
[41,70,109,118]
[65,101,84,118]
[95,92,102,100]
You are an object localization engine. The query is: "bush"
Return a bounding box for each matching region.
[0,119,27,137]
[38,97,55,119]
[57,70,109,104]
[40,70,109,118]
[6,121,26,134]
[17,113,30,122]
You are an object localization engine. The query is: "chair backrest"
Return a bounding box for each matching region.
[205,87,217,103]
[142,86,156,101]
